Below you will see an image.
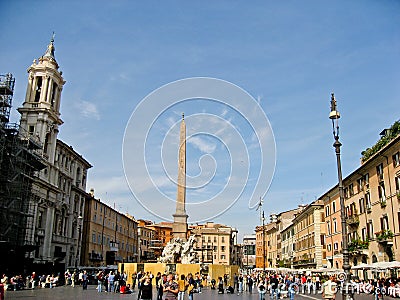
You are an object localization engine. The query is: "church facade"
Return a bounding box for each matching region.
[17,37,91,273]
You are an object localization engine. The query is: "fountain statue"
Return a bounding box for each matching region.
[159,235,198,264]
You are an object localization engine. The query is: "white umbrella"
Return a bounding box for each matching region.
[351,263,374,270]
[371,261,400,269]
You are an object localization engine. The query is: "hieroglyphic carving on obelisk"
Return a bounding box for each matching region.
[172,113,188,240]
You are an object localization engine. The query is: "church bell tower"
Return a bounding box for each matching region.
[18,34,65,164]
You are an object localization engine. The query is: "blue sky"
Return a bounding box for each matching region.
[1,1,399,240]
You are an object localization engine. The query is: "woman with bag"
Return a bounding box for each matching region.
[187,273,196,300]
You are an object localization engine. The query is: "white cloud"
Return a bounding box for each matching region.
[76,100,101,120]
[188,136,216,153]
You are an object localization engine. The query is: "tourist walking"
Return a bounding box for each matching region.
[258,279,267,300]
[156,272,163,300]
[322,276,337,300]
[177,274,187,300]
[270,275,279,300]
[234,273,239,291]
[187,273,196,300]
[81,271,88,290]
[107,271,115,293]
[238,274,243,293]
[96,270,103,292]
[132,272,137,290]
[248,276,254,293]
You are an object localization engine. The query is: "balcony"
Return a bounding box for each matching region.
[375,230,394,244]
[52,234,70,244]
[89,252,103,262]
[348,239,369,255]
[347,215,359,226]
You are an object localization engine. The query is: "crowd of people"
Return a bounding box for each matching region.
[1,269,400,299]
[1,272,62,290]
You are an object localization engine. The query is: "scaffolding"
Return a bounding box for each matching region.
[0,74,14,167]
[0,73,46,273]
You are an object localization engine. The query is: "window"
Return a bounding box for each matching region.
[221,237,225,243]
[327,244,332,251]
[92,233,96,243]
[333,218,337,233]
[376,164,384,181]
[378,182,386,202]
[327,221,331,235]
[93,214,97,222]
[367,221,374,239]
[365,192,371,211]
[380,216,389,231]
[364,173,370,189]
[359,198,365,214]
[332,201,336,213]
[395,176,400,192]
[325,205,330,217]
[349,184,354,196]
[344,187,349,199]
[357,178,363,193]
[333,242,338,250]
[393,152,400,167]
[97,234,101,244]
[361,228,367,241]
[221,246,225,252]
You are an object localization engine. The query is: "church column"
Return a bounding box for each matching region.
[42,205,55,259]
[46,77,53,103]
[25,72,34,103]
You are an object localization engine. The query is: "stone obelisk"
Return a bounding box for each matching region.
[172,113,188,240]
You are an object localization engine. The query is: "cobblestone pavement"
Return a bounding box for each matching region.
[4,285,378,300]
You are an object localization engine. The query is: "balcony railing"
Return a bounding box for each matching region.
[89,252,103,261]
[347,215,359,226]
[52,234,71,244]
[375,229,394,244]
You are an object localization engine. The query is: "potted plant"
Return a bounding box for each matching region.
[375,229,394,241]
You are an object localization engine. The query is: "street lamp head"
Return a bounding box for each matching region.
[78,215,83,220]
[329,93,340,120]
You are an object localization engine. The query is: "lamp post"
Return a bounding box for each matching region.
[329,93,351,300]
